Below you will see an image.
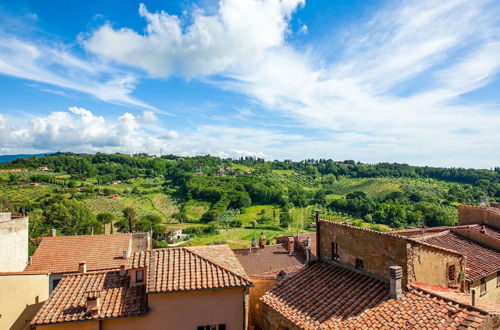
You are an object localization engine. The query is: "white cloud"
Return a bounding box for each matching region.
[0,36,155,110]
[84,1,304,78]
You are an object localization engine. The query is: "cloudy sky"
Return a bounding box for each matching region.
[0,0,499,168]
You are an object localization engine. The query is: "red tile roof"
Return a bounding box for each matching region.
[419,231,500,281]
[394,224,500,241]
[31,270,148,326]
[233,244,305,279]
[25,234,132,274]
[129,245,252,293]
[261,262,488,329]
[468,224,500,240]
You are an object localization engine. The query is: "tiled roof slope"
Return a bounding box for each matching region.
[25,234,132,274]
[233,244,304,279]
[419,231,500,281]
[129,246,252,293]
[468,224,500,240]
[394,224,500,241]
[261,262,487,329]
[31,270,147,326]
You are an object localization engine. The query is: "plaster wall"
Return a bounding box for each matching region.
[458,206,500,230]
[0,213,28,271]
[469,272,500,303]
[0,273,49,330]
[248,278,277,330]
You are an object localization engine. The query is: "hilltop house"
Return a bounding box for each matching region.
[30,245,253,330]
[260,214,500,329]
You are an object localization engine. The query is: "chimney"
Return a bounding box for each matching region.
[119,264,126,276]
[78,262,87,273]
[305,247,311,266]
[480,226,486,234]
[306,236,311,247]
[389,266,402,299]
[28,256,32,265]
[471,289,476,307]
[51,229,57,237]
[259,233,266,249]
[315,210,321,260]
[122,250,130,259]
[287,236,294,255]
[85,290,101,317]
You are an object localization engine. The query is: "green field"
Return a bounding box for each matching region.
[326,178,401,198]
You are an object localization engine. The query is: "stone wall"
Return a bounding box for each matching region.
[248,278,277,330]
[458,206,500,229]
[407,241,464,287]
[0,213,28,271]
[261,303,300,330]
[318,221,409,283]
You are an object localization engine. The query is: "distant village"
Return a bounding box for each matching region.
[1,204,500,329]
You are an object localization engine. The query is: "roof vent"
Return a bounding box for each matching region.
[78,262,87,273]
[389,266,403,299]
[85,290,102,317]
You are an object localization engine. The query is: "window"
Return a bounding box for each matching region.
[197,325,226,330]
[480,278,487,296]
[331,242,339,261]
[448,265,455,282]
[52,278,61,289]
[497,271,500,288]
[355,258,364,270]
[136,270,144,283]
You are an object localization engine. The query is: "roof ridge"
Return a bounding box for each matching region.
[186,247,252,284]
[320,219,406,239]
[418,229,451,240]
[407,237,463,256]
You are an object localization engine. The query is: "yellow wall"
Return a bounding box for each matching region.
[0,273,49,330]
[102,288,246,330]
[38,321,100,330]
[248,278,277,330]
[469,272,500,303]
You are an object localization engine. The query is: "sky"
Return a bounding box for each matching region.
[0,0,499,168]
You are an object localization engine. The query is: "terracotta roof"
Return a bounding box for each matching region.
[233,244,305,279]
[468,224,500,240]
[419,231,500,281]
[25,234,132,274]
[394,224,500,241]
[129,245,252,293]
[261,262,488,329]
[31,270,148,326]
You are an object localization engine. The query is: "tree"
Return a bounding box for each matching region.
[122,207,137,233]
[136,214,163,234]
[97,212,114,234]
[279,205,292,228]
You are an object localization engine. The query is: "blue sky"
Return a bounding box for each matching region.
[0,0,499,168]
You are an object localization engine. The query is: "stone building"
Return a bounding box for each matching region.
[0,212,29,272]
[260,215,500,329]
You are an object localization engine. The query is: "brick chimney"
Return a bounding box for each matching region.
[287,236,294,255]
[78,262,87,273]
[259,233,266,249]
[389,266,402,299]
[85,290,101,317]
[51,229,57,237]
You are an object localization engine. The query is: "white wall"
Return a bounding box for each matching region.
[0,213,28,271]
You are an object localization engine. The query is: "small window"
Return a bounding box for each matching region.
[331,242,339,261]
[448,265,455,282]
[197,325,226,330]
[355,258,364,270]
[480,278,487,295]
[136,270,144,283]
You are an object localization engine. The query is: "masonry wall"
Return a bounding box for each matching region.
[248,278,277,330]
[407,241,464,287]
[102,288,247,330]
[261,303,300,330]
[458,206,500,229]
[0,213,28,271]
[0,273,49,330]
[469,272,500,303]
[318,221,409,283]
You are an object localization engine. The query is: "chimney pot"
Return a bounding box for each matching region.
[389,266,403,299]
[259,233,266,250]
[78,262,87,273]
[51,229,57,237]
[119,264,126,276]
[287,236,294,255]
[122,250,130,259]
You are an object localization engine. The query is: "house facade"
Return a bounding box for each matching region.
[31,245,253,330]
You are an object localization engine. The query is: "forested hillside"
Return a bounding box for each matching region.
[1,153,498,250]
